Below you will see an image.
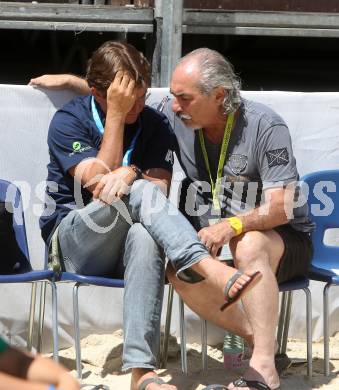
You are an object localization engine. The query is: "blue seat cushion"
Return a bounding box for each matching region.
[60,272,125,288]
[308,264,339,284]
[279,276,309,292]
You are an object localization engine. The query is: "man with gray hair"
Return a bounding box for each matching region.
[31,47,313,390]
[163,48,313,390]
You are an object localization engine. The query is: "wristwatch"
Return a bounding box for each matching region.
[227,216,243,236]
[129,164,143,180]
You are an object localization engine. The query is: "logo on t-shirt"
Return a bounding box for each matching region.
[266,148,289,168]
[72,141,82,151]
[69,141,92,156]
[229,154,248,175]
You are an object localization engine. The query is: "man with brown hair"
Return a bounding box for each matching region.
[39,41,177,390]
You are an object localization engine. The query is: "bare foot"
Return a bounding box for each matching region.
[242,339,280,359]
[220,270,262,311]
[131,368,177,390]
[189,258,262,311]
[227,359,280,390]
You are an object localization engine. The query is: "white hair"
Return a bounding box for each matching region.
[178,48,242,115]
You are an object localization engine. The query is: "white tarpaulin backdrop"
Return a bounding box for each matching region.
[0,85,339,351]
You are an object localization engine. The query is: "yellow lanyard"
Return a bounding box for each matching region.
[198,112,235,210]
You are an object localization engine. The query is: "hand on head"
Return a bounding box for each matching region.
[106,71,137,119]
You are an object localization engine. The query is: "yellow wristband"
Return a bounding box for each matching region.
[227,216,243,236]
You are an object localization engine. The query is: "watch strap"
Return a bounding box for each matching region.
[129,164,142,180]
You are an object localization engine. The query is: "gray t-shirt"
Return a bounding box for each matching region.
[161,97,314,233]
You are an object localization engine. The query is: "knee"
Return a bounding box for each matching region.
[129,179,164,217]
[130,179,158,202]
[231,231,270,269]
[128,179,149,208]
[126,223,157,250]
[131,178,150,192]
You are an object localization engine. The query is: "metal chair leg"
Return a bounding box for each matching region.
[303,287,312,377]
[27,282,37,351]
[201,318,208,371]
[36,281,47,353]
[73,283,82,379]
[160,284,174,368]
[179,296,187,374]
[281,291,293,354]
[323,283,331,376]
[277,291,288,353]
[49,280,59,362]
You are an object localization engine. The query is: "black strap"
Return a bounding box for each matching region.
[233,378,272,390]
[80,385,110,390]
[224,270,243,302]
[138,377,166,390]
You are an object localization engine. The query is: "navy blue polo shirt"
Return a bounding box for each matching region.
[40,95,175,244]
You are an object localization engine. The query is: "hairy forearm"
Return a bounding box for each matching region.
[96,113,125,170]
[237,188,294,233]
[238,203,288,233]
[29,74,90,95]
[64,75,90,95]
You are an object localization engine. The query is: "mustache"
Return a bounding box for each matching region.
[176,112,192,121]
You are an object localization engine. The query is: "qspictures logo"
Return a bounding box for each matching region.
[69,141,92,156]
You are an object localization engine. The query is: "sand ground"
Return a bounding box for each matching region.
[57,331,339,389]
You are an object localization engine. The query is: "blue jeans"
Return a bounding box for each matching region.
[57,179,208,370]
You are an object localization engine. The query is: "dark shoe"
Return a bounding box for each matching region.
[275,352,292,375]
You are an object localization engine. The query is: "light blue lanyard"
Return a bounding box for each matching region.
[91,96,142,166]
